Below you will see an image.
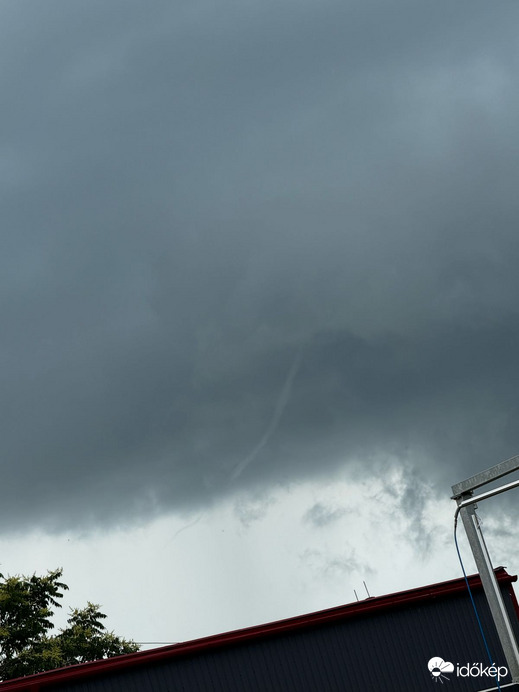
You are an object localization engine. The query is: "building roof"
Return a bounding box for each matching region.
[1,567,518,691]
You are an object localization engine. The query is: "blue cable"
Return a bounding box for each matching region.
[454,510,503,692]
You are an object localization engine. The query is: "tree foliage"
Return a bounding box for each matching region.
[0,569,138,681]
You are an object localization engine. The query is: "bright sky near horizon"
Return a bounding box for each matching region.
[1,0,519,647]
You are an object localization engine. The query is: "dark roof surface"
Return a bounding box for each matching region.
[1,568,518,692]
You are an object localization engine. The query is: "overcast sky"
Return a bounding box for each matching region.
[1,0,519,647]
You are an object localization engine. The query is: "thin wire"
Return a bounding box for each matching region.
[454,509,503,692]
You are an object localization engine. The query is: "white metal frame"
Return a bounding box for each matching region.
[452,454,519,684]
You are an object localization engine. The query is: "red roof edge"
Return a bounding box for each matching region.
[0,567,516,691]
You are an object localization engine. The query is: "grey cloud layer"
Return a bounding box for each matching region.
[1,0,519,531]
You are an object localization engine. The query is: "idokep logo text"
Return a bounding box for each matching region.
[456,662,508,681]
[428,657,509,684]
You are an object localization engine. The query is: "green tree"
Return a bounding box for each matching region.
[0,569,138,681]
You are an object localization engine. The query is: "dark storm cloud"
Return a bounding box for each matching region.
[1,0,519,531]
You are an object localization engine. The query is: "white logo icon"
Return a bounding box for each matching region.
[428,657,454,683]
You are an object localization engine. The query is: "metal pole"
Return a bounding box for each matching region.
[457,479,519,510]
[452,454,519,497]
[457,497,519,683]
